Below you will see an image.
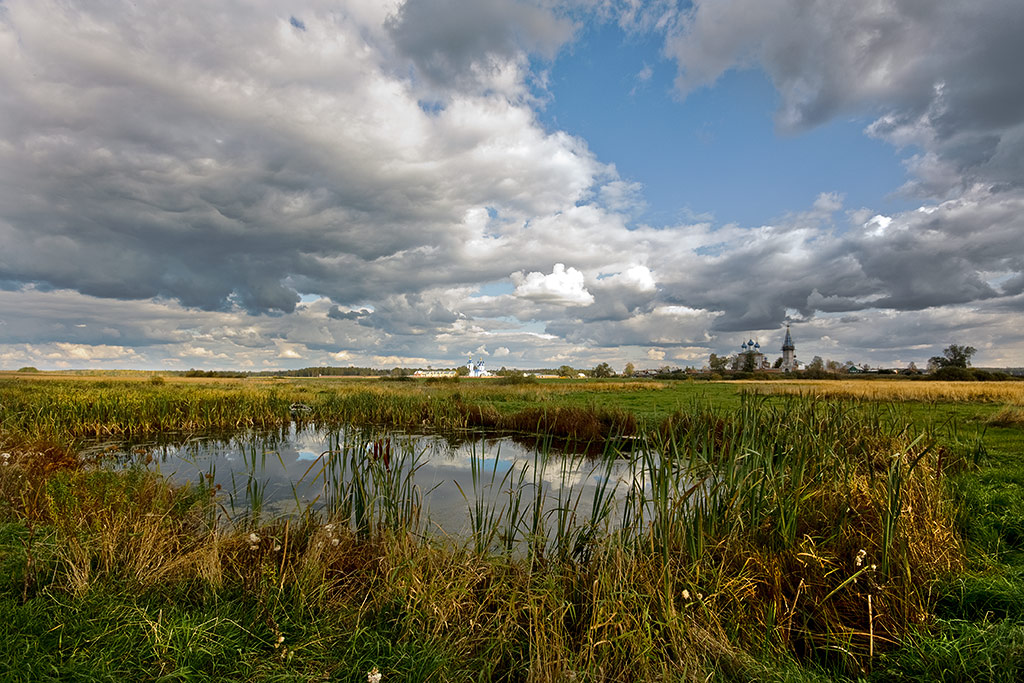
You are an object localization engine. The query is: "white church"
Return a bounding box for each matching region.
[736,325,798,372]
[466,357,490,377]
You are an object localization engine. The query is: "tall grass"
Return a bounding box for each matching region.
[0,378,644,452]
[748,379,1024,404]
[0,384,975,680]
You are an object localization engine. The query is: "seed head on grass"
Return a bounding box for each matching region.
[367,666,382,683]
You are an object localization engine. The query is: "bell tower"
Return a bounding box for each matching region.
[781,324,797,372]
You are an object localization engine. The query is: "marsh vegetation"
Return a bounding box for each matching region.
[1,375,1022,681]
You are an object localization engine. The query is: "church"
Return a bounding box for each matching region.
[780,325,798,372]
[736,325,798,372]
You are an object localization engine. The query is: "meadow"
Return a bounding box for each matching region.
[744,379,1024,405]
[1,374,1022,681]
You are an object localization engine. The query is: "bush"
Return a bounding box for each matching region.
[930,367,976,381]
[495,373,538,386]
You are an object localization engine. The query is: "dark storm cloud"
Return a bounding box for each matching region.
[386,0,575,89]
[357,293,460,335]
[0,0,604,320]
[644,188,1024,335]
[327,306,370,321]
[665,0,1024,196]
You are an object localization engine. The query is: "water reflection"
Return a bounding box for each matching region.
[112,424,648,540]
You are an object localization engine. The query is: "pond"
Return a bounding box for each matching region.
[104,424,678,550]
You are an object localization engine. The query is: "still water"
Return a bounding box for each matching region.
[111,424,651,540]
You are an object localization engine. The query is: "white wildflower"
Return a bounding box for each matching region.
[367,666,382,683]
[323,523,335,532]
[855,549,867,567]
[273,544,282,552]
[248,532,260,544]
[681,589,691,600]
[331,538,340,547]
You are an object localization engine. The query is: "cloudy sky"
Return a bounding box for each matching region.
[1,0,1022,372]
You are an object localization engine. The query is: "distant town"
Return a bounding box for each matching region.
[10,326,1022,380]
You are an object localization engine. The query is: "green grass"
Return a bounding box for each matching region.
[869,618,1024,683]
[0,589,452,682]
[2,377,1024,680]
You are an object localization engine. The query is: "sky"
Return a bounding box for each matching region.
[1,0,1023,372]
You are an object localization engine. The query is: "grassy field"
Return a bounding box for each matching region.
[1,375,1023,681]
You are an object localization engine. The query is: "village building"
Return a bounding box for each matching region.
[412,369,457,378]
[734,325,799,372]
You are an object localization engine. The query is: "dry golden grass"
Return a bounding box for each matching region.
[741,379,1024,404]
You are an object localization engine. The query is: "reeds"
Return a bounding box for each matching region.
[0,377,645,450]
[0,382,974,680]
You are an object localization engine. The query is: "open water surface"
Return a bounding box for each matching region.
[107,424,650,539]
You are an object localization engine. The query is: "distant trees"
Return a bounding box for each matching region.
[622,362,635,377]
[557,365,576,378]
[184,368,249,378]
[262,366,378,377]
[929,344,977,370]
[731,352,758,372]
[592,362,615,378]
[807,356,825,372]
[708,353,730,372]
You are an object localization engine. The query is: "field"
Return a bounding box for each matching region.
[1,375,1023,681]
[744,379,1024,405]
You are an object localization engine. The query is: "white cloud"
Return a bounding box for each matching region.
[598,265,656,293]
[511,263,595,305]
[51,343,140,361]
